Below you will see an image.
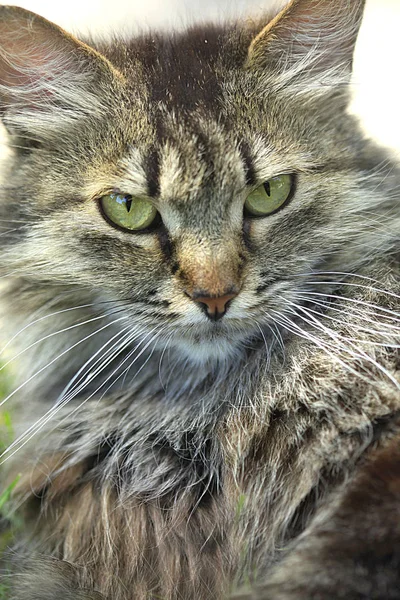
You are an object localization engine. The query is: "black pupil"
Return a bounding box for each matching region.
[263,181,271,197]
[124,196,132,212]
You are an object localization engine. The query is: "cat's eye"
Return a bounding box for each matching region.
[100,193,158,232]
[244,175,293,217]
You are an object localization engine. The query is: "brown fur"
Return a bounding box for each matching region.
[0,0,399,598]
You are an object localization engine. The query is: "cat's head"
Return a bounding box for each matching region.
[1,0,389,365]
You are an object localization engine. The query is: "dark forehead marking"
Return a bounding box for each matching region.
[238,140,257,187]
[143,148,161,198]
[91,19,269,196]
[89,15,274,120]
[122,24,251,113]
[137,28,222,111]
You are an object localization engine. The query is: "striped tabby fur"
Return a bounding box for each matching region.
[0,0,399,598]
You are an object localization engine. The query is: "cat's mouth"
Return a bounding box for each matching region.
[165,316,260,364]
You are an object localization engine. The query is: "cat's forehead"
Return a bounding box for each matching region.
[114,99,300,207]
[116,115,248,209]
[93,18,325,205]
[115,24,251,112]
[92,25,258,203]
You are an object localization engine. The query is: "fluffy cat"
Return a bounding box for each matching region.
[0,0,399,598]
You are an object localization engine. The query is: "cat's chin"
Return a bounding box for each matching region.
[167,328,251,366]
[172,338,244,365]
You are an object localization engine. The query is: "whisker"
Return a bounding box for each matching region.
[0,227,26,236]
[95,325,167,400]
[0,295,134,358]
[0,218,36,223]
[296,295,400,332]
[25,325,165,458]
[295,270,392,285]
[295,290,400,319]
[157,331,175,391]
[55,324,137,405]
[290,295,400,340]
[109,333,165,398]
[280,301,400,391]
[60,327,146,404]
[267,322,286,359]
[0,302,111,356]
[301,280,400,301]
[10,327,169,467]
[256,323,272,371]
[269,311,373,386]
[0,315,127,411]
[0,326,138,464]
[0,312,124,373]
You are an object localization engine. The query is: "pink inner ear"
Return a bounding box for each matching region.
[1,41,59,91]
[0,9,91,110]
[248,0,365,77]
[276,0,360,56]
[1,14,54,78]
[0,7,121,139]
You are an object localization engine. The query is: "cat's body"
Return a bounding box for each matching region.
[0,1,400,598]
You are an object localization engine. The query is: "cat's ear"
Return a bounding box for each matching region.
[246,0,365,92]
[0,6,124,142]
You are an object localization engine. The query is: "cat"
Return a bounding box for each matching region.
[0,0,399,598]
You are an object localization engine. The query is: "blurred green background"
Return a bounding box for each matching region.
[0,365,19,599]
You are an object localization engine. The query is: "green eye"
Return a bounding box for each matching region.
[100,193,158,231]
[245,175,293,216]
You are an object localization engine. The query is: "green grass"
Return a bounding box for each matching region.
[0,364,18,599]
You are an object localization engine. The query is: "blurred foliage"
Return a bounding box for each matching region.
[0,363,19,599]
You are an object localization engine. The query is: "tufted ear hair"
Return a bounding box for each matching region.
[0,6,124,143]
[246,0,366,93]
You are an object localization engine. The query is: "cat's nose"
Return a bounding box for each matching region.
[190,289,239,321]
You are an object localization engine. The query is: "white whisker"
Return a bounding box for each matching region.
[290,296,400,341]
[279,300,400,391]
[0,312,118,373]
[0,316,128,454]
[269,311,377,386]
[158,331,175,391]
[302,280,400,301]
[95,324,167,400]
[295,290,400,319]
[291,294,400,331]
[0,303,108,356]
[256,323,272,371]
[55,325,137,405]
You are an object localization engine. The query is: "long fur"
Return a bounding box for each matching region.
[0,1,399,598]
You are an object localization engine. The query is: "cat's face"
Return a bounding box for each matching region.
[1,0,381,364]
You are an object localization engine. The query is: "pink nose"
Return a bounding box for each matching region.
[191,292,238,321]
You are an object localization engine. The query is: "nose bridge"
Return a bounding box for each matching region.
[176,232,242,297]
